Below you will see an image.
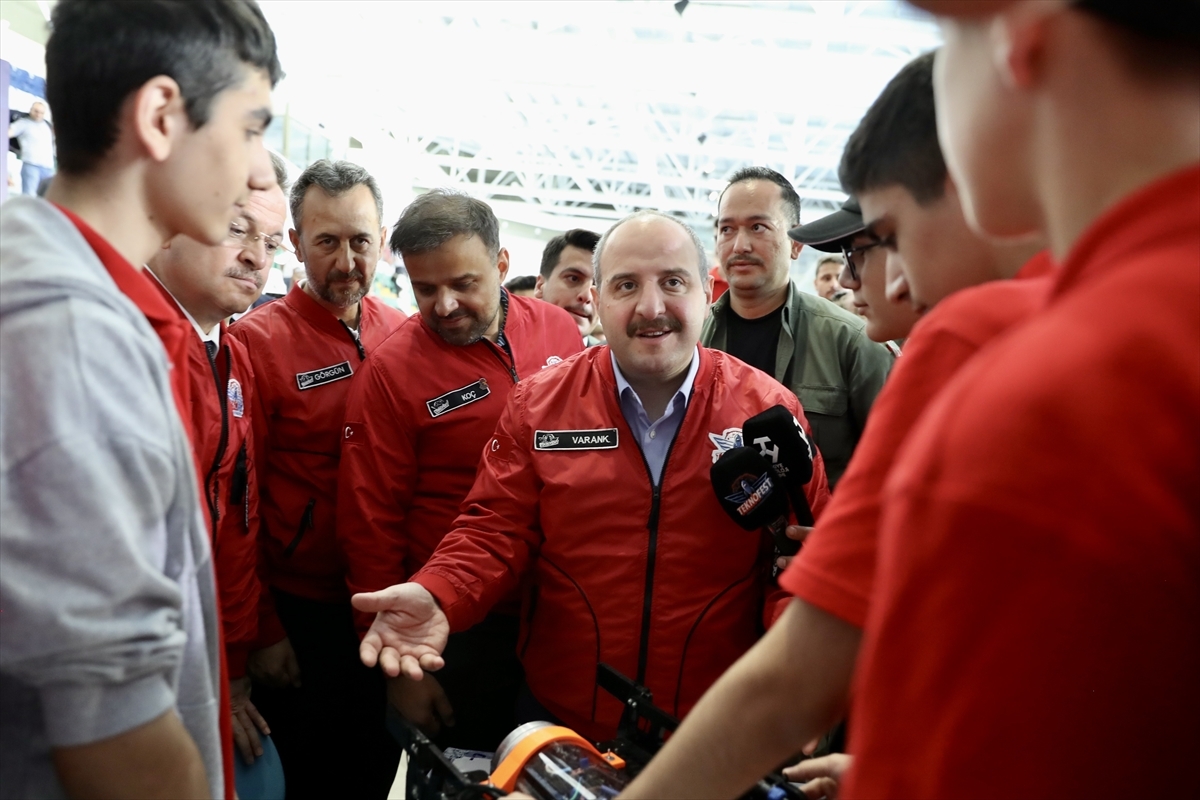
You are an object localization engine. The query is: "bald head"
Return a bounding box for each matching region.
[594,210,708,287]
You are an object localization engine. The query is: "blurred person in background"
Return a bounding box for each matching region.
[812,253,844,300]
[503,273,537,296]
[229,159,407,798]
[535,228,603,345]
[0,1,281,797]
[8,101,55,196]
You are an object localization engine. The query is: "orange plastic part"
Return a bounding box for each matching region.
[600,751,626,769]
[488,725,604,792]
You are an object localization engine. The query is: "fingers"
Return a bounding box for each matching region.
[802,737,820,755]
[245,698,271,736]
[398,653,426,681]
[231,714,257,765]
[417,653,445,672]
[350,583,412,613]
[360,632,381,668]
[785,754,852,782]
[775,555,794,571]
[800,776,839,800]
[786,525,814,542]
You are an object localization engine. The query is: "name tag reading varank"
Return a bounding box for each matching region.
[534,428,619,451]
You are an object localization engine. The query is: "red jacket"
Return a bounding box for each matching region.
[413,347,831,741]
[229,285,406,601]
[338,292,583,633]
[148,276,277,678]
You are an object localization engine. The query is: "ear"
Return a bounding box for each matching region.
[495,247,511,283]
[130,75,187,164]
[790,238,804,260]
[289,229,304,262]
[993,2,1053,90]
[534,275,546,298]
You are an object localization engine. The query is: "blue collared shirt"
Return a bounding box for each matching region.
[612,348,700,486]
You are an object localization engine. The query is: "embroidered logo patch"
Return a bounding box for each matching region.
[226,378,245,418]
[296,361,352,391]
[708,427,744,463]
[534,428,619,451]
[543,355,563,369]
[426,379,490,418]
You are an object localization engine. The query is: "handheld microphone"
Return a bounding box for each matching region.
[742,404,815,527]
[710,446,798,556]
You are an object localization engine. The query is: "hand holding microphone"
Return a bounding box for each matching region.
[710,446,797,557]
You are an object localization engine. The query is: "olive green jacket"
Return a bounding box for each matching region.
[701,282,894,487]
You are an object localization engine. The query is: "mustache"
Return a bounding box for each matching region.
[224,267,264,290]
[724,255,765,268]
[626,315,683,338]
[327,268,366,283]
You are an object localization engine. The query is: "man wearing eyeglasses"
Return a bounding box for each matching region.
[702,167,894,487]
[146,154,293,777]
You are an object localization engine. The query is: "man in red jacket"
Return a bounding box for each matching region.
[229,159,407,798]
[351,210,832,743]
[338,190,583,750]
[147,159,292,771]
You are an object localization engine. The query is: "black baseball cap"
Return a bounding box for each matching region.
[787,196,864,253]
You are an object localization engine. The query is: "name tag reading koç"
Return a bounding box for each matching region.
[534,428,620,451]
[426,379,490,418]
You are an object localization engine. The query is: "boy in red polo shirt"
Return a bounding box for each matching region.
[844,2,1199,797]
[0,2,281,798]
[620,51,1053,800]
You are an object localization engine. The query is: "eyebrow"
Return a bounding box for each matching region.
[607,267,691,284]
[248,107,273,128]
[716,214,774,226]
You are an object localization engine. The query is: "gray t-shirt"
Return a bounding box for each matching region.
[0,198,225,798]
[10,117,54,168]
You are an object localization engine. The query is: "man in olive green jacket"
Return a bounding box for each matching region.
[702,168,893,487]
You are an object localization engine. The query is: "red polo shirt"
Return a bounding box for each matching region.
[845,166,1200,798]
[779,253,1053,627]
[57,206,236,800]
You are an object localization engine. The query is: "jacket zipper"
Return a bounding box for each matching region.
[489,343,519,384]
[283,498,316,558]
[634,397,692,687]
[204,343,231,547]
[229,443,250,533]
[340,320,367,361]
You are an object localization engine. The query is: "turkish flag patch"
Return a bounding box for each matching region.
[343,421,365,445]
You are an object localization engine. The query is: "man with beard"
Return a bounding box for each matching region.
[535,228,603,345]
[349,210,831,745]
[337,190,581,751]
[147,155,293,777]
[702,168,894,487]
[228,159,407,798]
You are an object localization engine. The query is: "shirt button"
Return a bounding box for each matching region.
[649,429,656,440]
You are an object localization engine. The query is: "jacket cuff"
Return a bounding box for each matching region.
[41,673,175,747]
[411,572,471,632]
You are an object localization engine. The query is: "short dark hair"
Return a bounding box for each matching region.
[504,275,537,293]
[46,0,282,175]
[390,189,500,259]
[290,160,383,231]
[719,166,802,227]
[839,51,945,205]
[269,152,289,194]
[540,228,601,279]
[815,254,844,274]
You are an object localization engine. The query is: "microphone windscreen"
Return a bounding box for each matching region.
[743,404,814,488]
[710,446,791,531]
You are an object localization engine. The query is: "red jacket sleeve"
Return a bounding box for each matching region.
[337,356,422,636]
[411,382,543,632]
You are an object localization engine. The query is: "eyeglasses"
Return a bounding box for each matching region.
[840,237,887,283]
[226,221,284,256]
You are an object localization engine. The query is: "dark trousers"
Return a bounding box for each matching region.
[429,613,525,753]
[252,589,400,799]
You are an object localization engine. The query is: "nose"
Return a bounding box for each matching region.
[576,281,594,307]
[732,228,752,253]
[633,282,667,321]
[434,287,459,318]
